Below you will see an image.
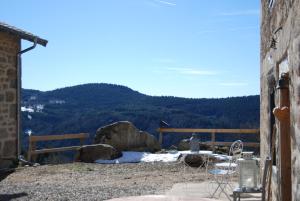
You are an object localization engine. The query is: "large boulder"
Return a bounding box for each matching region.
[94,121,161,152]
[77,144,122,163]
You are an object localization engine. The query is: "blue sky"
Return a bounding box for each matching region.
[1,0,260,98]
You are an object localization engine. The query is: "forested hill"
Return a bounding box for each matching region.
[21,83,259,147]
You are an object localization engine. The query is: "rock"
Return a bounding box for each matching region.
[180,154,204,167]
[199,142,211,151]
[178,139,190,151]
[94,121,161,152]
[178,138,212,151]
[77,144,122,163]
[214,146,229,155]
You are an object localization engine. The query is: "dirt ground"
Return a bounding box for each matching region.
[0,162,207,201]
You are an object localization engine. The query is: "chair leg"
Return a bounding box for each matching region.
[211,181,222,198]
[233,192,242,201]
[220,183,232,201]
[210,174,232,200]
[221,178,233,200]
[233,192,237,201]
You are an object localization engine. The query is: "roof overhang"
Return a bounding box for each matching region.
[0,22,48,47]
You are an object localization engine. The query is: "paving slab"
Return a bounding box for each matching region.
[166,181,261,201]
[106,181,261,201]
[105,195,220,201]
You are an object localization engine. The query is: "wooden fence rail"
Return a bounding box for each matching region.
[28,133,89,162]
[157,128,259,152]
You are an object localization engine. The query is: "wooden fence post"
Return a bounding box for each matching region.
[159,132,163,146]
[28,137,36,162]
[28,136,32,162]
[79,138,84,146]
[31,141,37,162]
[211,132,216,152]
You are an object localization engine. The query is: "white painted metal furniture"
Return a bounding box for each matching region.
[181,150,213,178]
[214,140,243,171]
[208,156,237,200]
[207,140,243,200]
[237,157,259,189]
[233,157,271,201]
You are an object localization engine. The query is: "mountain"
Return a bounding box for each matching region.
[21,83,259,148]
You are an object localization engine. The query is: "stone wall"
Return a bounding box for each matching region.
[261,0,300,200]
[0,32,20,169]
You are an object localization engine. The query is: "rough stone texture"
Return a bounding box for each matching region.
[261,1,300,201]
[5,90,15,102]
[180,154,204,168]
[3,139,16,157]
[178,139,190,151]
[77,144,122,163]
[0,31,19,169]
[95,121,161,153]
[0,128,9,138]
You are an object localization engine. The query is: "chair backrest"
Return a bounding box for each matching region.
[229,140,243,162]
[262,157,271,201]
[222,140,243,171]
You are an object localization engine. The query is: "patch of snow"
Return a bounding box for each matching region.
[21,104,44,113]
[29,96,37,100]
[25,129,33,136]
[212,154,230,161]
[95,151,181,164]
[49,100,65,104]
[95,150,229,164]
[142,152,181,162]
[36,104,44,112]
[21,106,34,113]
[27,114,32,120]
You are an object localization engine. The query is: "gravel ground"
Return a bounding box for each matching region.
[0,162,206,201]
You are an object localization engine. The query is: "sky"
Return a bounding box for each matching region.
[1,0,260,98]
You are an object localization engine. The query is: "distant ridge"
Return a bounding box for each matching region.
[21,83,259,147]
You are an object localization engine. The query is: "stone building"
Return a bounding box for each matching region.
[0,22,47,169]
[260,1,300,201]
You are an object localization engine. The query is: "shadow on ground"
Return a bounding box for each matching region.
[0,192,28,201]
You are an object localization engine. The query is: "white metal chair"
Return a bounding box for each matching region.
[215,140,243,171]
[208,157,237,200]
[207,140,243,200]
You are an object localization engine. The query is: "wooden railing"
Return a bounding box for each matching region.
[28,133,89,162]
[157,128,259,152]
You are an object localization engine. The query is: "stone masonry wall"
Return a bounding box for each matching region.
[0,32,20,169]
[261,0,300,200]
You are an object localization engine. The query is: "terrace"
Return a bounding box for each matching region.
[1,0,300,201]
[0,126,263,201]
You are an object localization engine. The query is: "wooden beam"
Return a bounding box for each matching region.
[203,141,260,147]
[31,146,82,155]
[159,132,163,146]
[157,128,259,134]
[28,133,89,162]
[29,133,89,142]
[211,132,216,152]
